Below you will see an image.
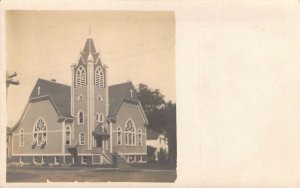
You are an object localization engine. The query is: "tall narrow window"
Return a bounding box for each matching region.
[99,113,104,122]
[96,113,100,122]
[138,129,142,146]
[33,118,47,146]
[65,125,71,145]
[78,111,84,124]
[19,129,24,147]
[95,66,104,87]
[117,126,122,145]
[79,132,86,145]
[124,119,136,146]
[76,66,86,87]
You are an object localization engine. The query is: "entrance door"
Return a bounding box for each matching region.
[96,136,102,147]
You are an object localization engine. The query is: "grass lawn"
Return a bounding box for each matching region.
[6,166,177,182]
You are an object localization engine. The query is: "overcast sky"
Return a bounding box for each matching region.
[6,11,175,127]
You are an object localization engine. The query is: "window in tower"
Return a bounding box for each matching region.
[99,113,104,122]
[78,111,84,124]
[96,95,103,101]
[76,66,86,87]
[95,66,104,87]
[77,95,84,101]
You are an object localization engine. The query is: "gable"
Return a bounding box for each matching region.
[30,78,71,117]
[12,98,61,133]
[108,81,139,117]
[114,99,148,126]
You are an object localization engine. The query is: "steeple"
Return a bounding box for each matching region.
[81,36,99,64]
[83,38,97,54]
[72,36,108,151]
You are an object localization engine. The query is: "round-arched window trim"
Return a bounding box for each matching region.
[32,118,47,146]
[124,119,136,146]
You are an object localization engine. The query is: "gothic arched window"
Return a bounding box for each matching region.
[124,119,136,146]
[78,111,84,124]
[76,66,86,87]
[95,113,100,122]
[32,118,47,146]
[95,66,104,87]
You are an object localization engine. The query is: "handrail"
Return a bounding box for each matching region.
[116,148,127,161]
[102,149,112,163]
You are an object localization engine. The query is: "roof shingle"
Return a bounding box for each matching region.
[28,79,141,119]
[108,81,139,117]
[29,78,71,117]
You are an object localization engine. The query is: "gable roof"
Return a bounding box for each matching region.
[16,78,146,127]
[108,81,139,117]
[29,78,71,117]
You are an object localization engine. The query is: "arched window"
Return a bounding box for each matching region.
[124,119,136,146]
[32,118,47,146]
[19,129,24,147]
[95,113,100,122]
[78,111,84,124]
[76,66,86,87]
[95,66,104,87]
[99,113,104,122]
[65,125,71,145]
[138,129,142,146]
[96,95,103,101]
[117,126,122,145]
[77,95,84,101]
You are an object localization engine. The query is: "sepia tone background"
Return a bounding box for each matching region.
[6,10,175,128]
[2,0,300,187]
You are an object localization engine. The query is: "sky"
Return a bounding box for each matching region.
[6,10,175,127]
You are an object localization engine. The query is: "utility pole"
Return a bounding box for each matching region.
[6,72,20,88]
[6,72,19,162]
[6,72,20,99]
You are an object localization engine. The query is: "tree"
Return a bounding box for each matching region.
[164,102,176,164]
[136,83,177,164]
[137,83,166,132]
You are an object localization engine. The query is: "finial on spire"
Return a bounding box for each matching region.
[88,25,92,38]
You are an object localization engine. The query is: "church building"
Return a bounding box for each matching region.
[10,36,148,165]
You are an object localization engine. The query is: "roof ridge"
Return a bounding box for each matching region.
[38,78,70,87]
[108,81,133,88]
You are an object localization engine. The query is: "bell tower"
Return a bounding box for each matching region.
[71,36,108,151]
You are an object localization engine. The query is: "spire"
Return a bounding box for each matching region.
[83,38,96,54]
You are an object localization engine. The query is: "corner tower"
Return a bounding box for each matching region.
[71,37,108,151]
